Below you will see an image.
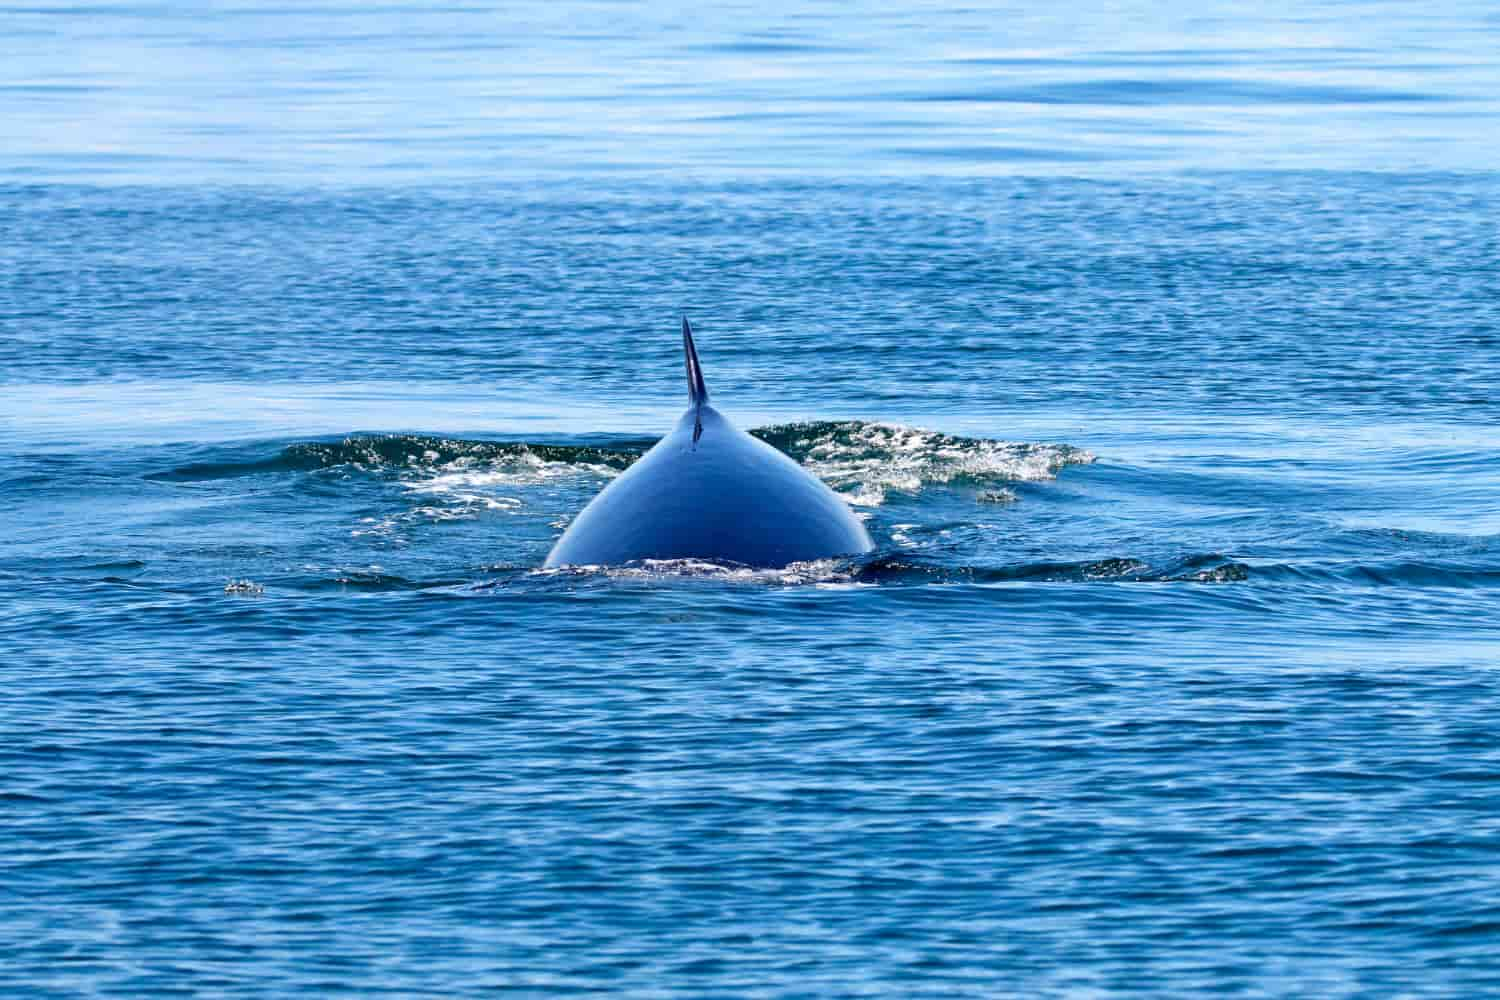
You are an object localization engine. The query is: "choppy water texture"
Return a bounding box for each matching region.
[4,2,1500,996]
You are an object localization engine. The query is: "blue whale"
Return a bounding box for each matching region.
[544,319,874,568]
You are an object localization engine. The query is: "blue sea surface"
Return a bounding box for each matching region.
[4,1,1500,995]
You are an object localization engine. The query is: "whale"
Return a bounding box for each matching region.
[544,319,874,569]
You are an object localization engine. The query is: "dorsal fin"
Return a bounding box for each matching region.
[682,316,709,407]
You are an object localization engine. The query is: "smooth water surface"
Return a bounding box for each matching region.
[3,2,1500,995]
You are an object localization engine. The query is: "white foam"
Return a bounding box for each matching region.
[787,422,1093,506]
[394,453,620,526]
[531,557,859,586]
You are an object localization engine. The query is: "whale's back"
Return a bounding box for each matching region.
[544,406,872,568]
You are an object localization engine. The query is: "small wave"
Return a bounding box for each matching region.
[289,435,643,476]
[525,553,1246,588]
[750,421,1093,505]
[1255,560,1500,589]
[1321,526,1500,558]
[210,553,1500,595]
[911,78,1446,106]
[150,424,1094,511]
[860,553,1249,585]
[149,434,644,482]
[305,570,428,592]
[530,557,865,587]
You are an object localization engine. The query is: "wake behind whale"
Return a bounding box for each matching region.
[544,319,874,569]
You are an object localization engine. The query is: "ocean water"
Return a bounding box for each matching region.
[4,1,1500,995]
